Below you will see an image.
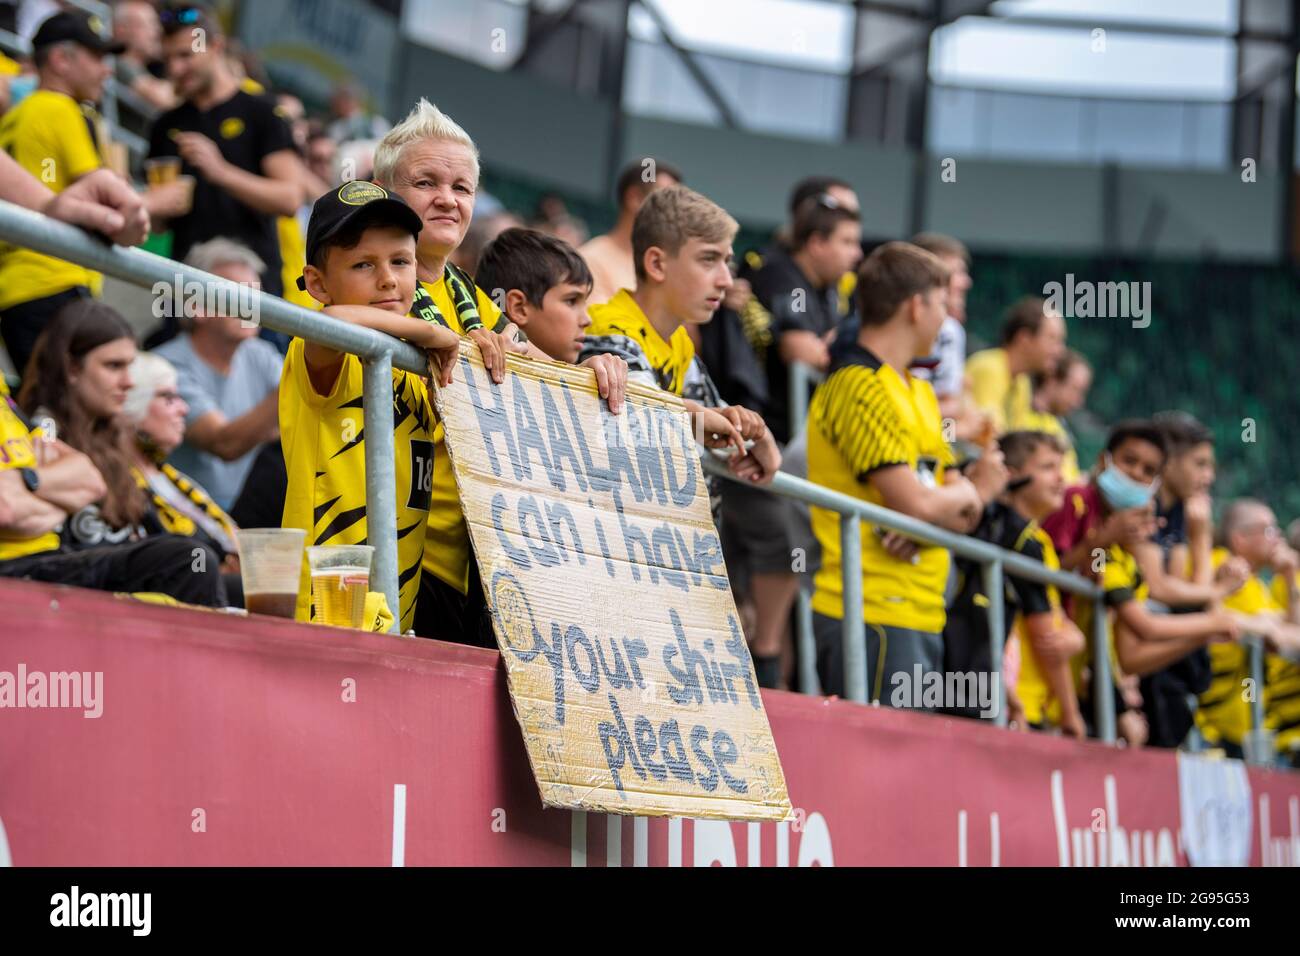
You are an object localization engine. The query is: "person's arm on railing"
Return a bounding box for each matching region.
[871,466,984,532]
[0,157,149,246]
[1113,602,1239,676]
[1022,613,1086,738]
[306,305,463,394]
[185,393,280,462]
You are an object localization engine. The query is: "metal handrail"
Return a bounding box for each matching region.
[0,199,410,631]
[768,358,1119,741]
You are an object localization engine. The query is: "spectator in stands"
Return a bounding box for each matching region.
[580,185,777,479]
[806,242,1006,703]
[717,194,863,689]
[122,352,241,597]
[910,232,988,442]
[113,1,175,113]
[0,301,226,605]
[1043,421,1240,734]
[19,301,145,550]
[327,80,390,143]
[1020,349,1091,482]
[0,10,124,375]
[966,296,1066,435]
[151,239,282,510]
[305,127,338,191]
[1128,413,1250,747]
[752,195,862,445]
[1198,499,1300,760]
[579,157,682,306]
[145,3,301,306]
[372,98,546,644]
[945,430,1087,735]
[286,181,463,634]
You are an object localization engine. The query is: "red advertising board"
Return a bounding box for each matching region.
[1,579,1297,866]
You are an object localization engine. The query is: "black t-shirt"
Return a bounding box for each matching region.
[944,502,1054,717]
[147,90,294,296]
[743,246,841,444]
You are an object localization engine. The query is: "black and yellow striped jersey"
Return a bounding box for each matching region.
[1196,549,1271,747]
[0,392,58,561]
[279,339,434,632]
[1267,572,1300,755]
[410,268,506,594]
[807,342,954,633]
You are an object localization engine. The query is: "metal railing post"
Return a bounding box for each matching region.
[795,589,819,695]
[840,514,867,703]
[788,361,809,440]
[981,560,1007,727]
[1092,594,1117,743]
[1242,635,1272,766]
[362,352,400,634]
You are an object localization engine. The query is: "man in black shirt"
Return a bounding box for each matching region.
[144,4,299,309]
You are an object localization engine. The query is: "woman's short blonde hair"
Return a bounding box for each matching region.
[372,98,480,188]
[123,353,178,425]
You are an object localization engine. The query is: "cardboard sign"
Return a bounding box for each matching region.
[434,342,792,821]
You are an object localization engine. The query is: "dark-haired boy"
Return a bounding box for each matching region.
[473,227,628,408]
[945,431,1086,734]
[1042,420,1241,740]
[808,241,1007,703]
[282,181,462,634]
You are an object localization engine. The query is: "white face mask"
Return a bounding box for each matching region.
[1097,453,1158,510]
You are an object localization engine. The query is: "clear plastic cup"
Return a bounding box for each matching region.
[307,545,373,630]
[237,528,307,619]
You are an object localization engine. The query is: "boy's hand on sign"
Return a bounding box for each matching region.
[694,405,745,456]
[468,327,506,383]
[730,431,781,485]
[580,353,626,415]
[718,404,767,443]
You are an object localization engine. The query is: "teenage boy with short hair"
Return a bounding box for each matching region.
[580,185,781,487]
[944,430,1087,735]
[283,181,463,634]
[808,241,1008,703]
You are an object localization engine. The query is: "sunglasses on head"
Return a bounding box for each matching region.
[160,5,204,26]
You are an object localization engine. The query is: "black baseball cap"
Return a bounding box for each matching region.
[299,181,424,291]
[32,11,127,55]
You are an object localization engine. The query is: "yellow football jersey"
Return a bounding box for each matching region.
[808,342,954,633]
[0,90,104,310]
[279,339,434,632]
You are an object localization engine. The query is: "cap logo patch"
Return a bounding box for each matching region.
[337,181,387,206]
[88,14,104,35]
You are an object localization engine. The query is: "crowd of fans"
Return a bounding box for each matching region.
[0,2,1298,768]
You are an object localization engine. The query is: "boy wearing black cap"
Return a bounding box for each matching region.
[280,181,461,633]
[0,9,125,373]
